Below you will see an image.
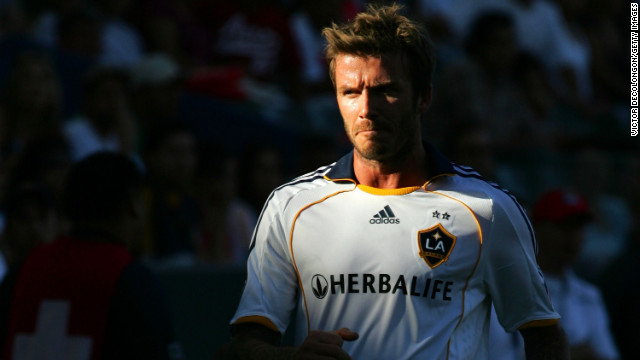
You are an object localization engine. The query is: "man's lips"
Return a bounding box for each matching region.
[354,123,392,135]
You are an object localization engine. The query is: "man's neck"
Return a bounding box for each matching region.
[353,144,428,189]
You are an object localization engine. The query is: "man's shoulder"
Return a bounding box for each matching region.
[440,164,532,230]
[269,163,346,204]
[443,164,521,208]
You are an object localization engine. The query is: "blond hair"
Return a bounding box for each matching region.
[322,3,435,96]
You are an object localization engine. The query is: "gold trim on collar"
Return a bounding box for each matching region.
[357,184,422,195]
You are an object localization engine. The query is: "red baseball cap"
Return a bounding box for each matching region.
[532,189,590,223]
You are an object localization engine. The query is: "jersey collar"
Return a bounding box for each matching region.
[325,142,455,184]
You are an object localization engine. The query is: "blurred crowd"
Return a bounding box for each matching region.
[0,0,637,358]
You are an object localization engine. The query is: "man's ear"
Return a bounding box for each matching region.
[416,85,432,115]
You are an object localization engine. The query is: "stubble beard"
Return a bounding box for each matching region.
[349,111,420,164]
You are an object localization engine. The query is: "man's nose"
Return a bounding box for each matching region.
[359,90,375,119]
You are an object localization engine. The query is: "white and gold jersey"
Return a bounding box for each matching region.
[231,144,559,360]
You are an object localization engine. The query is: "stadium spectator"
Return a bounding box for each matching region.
[93,0,144,68]
[132,0,214,70]
[580,0,626,107]
[0,182,58,282]
[63,66,137,162]
[0,51,62,158]
[489,189,620,360]
[513,51,591,150]
[237,141,285,217]
[570,147,632,283]
[193,0,301,123]
[533,189,619,359]
[434,11,535,152]
[289,0,360,134]
[193,142,256,265]
[4,137,71,210]
[0,151,183,359]
[30,0,87,49]
[140,122,199,264]
[130,53,184,134]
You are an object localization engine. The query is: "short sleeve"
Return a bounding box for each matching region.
[230,195,299,334]
[482,197,559,332]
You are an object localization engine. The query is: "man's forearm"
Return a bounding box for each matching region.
[228,337,297,360]
[521,323,570,360]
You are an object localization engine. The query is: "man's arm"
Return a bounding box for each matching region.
[520,323,569,360]
[227,323,358,360]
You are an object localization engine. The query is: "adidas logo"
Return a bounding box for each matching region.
[370,205,400,224]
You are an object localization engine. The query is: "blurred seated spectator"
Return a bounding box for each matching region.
[238,141,285,217]
[30,0,87,49]
[570,147,632,283]
[56,7,102,58]
[132,0,213,70]
[514,52,592,150]
[488,189,620,360]
[414,0,466,67]
[140,122,199,265]
[31,0,143,69]
[93,0,143,68]
[63,66,137,162]
[434,11,535,153]
[581,0,626,107]
[0,51,62,159]
[52,7,101,118]
[0,1,29,36]
[288,0,360,134]
[194,143,256,265]
[442,120,539,206]
[198,0,300,86]
[130,54,184,134]
[552,0,593,101]
[4,137,71,212]
[0,182,58,282]
[431,0,592,108]
[0,152,184,359]
[192,0,300,123]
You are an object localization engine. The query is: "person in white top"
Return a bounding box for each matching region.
[532,190,619,360]
[227,4,568,359]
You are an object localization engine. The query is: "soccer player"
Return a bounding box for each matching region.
[228,4,568,359]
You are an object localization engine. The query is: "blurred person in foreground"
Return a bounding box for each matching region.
[0,152,183,359]
[0,183,58,282]
[226,4,567,359]
[533,190,618,360]
[490,189,619,360]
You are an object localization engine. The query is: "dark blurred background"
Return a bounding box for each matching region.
[0,0,636,359]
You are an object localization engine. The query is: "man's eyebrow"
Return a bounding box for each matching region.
[369,81,399,91]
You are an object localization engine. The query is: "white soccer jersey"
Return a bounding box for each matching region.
[231,144,559,360]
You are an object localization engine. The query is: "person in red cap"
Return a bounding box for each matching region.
[532,189,593,278]
[490,189,620,360]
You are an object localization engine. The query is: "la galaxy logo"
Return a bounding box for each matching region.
[418,224,456,269]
